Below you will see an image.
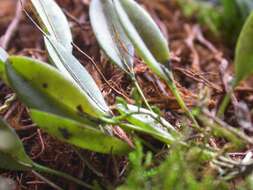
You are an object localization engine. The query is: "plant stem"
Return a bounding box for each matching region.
[217,80,238,117]
[32,163,92,189]
[31,170,64,190]
[132,77,153,112]
[217,93,231,117]
[167,80,200,130]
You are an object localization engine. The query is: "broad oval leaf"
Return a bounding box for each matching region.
[45,37,111,115]
[90,0,134,74]
[30,0,72,51]
[30,109,131,155]
[0,117,32,171]
[0,47,8,83]
[6,56,105,123]
[116,104,179,144]
[235,12,253,85]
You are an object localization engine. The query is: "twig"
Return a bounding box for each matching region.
[0,0,26,49]
[32,129,45,159]
[4,101,19,120]
[31,171,63,190]
[184,24,200,71]
[203,109,253,145]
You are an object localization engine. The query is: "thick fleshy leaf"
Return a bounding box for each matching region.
[30,109,131,155]
[0,117,32,171]
[113,0,170,81]
[0,47,8,83]
[113,0,169,64]
[45,37,110,115]
[90,0,134,74]
[6,56,105,123]
[116,104,179,144]
[235,12,253,85]
[30,0,72,51]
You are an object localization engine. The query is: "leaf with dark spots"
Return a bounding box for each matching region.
[30,109,131,155]
[44,36,111,116]
[6,56,103,125]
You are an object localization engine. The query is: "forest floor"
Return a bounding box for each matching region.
[0,0,252,189]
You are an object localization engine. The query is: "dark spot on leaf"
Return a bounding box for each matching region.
[42,83,48,88]
[76,105,84,115]
[59,128,72,139]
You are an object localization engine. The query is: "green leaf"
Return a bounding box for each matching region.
[30,109,131,155]
[6,56,104,124]
[31,0,110,116]
[30,0,72,51]
[113,0,169,64]
[0,47,8,83]
[0,117,33,171]
[113,0,170,80]
[235,12,253,84]
[116,104,179,144]
[45,37,111,115]
[90,0,134,74]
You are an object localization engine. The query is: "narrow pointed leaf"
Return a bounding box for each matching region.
[45,37,110,115]
[0,47,8,83]
[235,12,253,84]
[90,0,134,73]
[6,56,104,123]
[30,109,131,155]
[30,0,72,51]
[113,0,169,64]
[113,0,170,80]
[116,104,179,144]
[0,117,33,171]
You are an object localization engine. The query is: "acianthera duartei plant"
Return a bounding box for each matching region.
[89,0,200,128]
[0,1,181,185]
[4,54,131,154]
[26,0,181,142]
[1,0,253,188]
[89,0,153,110]
[0,49,180,154]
